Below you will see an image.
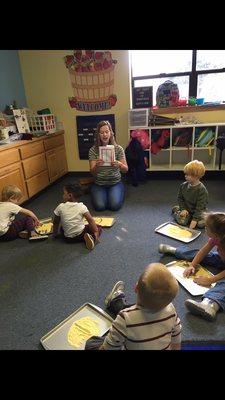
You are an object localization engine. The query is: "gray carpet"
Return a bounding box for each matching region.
[1,175,225,349]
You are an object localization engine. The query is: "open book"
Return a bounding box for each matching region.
[99,145,115,166]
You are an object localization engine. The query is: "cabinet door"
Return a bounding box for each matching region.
[26,170,49,198]
[22,153,47,179]
[0,162,28,203]
[45,149,59,182]
[56,145,68,178]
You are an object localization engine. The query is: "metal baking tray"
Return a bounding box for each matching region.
[155,221,201,243]
[166,260,215,296]
[40,303,113,350]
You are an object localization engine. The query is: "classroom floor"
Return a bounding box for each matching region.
[1,174,225,349]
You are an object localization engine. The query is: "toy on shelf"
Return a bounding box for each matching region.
[12,108,56,136]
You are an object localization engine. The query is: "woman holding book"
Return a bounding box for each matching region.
[89,121,128,211]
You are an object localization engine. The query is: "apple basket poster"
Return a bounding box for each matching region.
[64,50,118,112]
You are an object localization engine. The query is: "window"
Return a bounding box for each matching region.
[130,50,225,106]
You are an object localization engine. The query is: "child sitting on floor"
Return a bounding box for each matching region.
[0,185,40,241]
[172,160,208,229]
[159,212,225,321]
[53,183,102,250]
[85,262,182,350]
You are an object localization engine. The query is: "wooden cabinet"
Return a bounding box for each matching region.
[46,149,59,183]
[0,131,68,203]
[20,141,44,159]
[56,145,68,178]
[46,145,68,182]
[0,162,28,203]
[26,170,49,198]
[0,148,20,169]
[44,134,64,151]
[22,153,47,179]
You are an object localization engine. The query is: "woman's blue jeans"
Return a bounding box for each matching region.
[175,245,225,310]
[91,182,125,211]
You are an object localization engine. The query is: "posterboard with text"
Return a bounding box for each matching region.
[76,114,115,159]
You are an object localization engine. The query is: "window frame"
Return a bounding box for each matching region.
[131,50,225,104]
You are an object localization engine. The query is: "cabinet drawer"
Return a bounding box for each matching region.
[22,153,47,179]
[0,161,22,177]
[0,148,20,169]
[20,141,44,159]
[0,162,28,203]
[44,134,64,151]
[26,170,49,198]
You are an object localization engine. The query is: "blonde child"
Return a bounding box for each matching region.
[0,185,40,241]
[85,263,182,350]
[159,212,225,321]
[53,183,102,250]
[172,160,208,229]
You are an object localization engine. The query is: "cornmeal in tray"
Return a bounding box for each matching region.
[67,316,100,348]
[166,224,192,238]
[177,261,213,279]
[35,220,53,235]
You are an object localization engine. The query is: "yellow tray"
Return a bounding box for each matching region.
[83,216,115,227]
[35,218,53,235]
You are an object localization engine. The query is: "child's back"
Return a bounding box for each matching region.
[53,184,102,250]
[98,263,181,350]
[54,200,88,238]
[104,302,180,350]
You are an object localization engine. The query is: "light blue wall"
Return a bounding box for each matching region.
[0,50,27,112]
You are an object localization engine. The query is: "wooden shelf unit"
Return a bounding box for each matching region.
[0,130,68,203]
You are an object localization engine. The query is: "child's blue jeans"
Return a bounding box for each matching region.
[175,245,225,310]
[91,182,125,211]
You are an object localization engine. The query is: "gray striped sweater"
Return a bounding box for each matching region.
[102,303,181,350]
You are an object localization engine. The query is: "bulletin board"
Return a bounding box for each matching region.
[76,114,115,160]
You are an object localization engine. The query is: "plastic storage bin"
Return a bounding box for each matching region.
[196,98,204,105]
[27,114,56,134]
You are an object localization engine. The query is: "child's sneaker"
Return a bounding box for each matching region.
[172,205,180,214]
[19,230,29,239]
[84,233,95,250]
[158,243,176,254]
[185,299,218,321]
[105,281,125,307]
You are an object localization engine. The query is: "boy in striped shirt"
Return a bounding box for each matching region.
[86,263,182,350]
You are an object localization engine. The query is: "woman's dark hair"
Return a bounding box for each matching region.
[63,183,83,198]
[95,120,116,147]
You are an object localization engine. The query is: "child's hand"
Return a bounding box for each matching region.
[33,217,40,226]
[94,231,100,244]
[194,276,213,287]
[180,210,189,218]
[183,265,195,277]
[189,220,197,230]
